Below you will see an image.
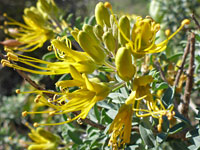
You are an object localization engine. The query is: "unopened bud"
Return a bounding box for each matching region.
[37,127,61,142]
[103,31,116,53]
[115,47,136,81]
[93,24,104,40]
[95,2,110,27]
[78,31,106,64]
[118,16,130,46]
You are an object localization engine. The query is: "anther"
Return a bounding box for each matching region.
[49,111,56,116]
[157,124,162,132]
[7,52,19,61]
[77,118,83,125]
[155,24,160,31]
[181,19,190,26]
[104,2,112,9]
[165,29,171,37]
[22,111,27,117]
[16,89,21,94]
[33,122,39,127]
[47,46,52,51]
[3,13,7,17]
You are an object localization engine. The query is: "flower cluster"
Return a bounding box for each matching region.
[1,1,190,149]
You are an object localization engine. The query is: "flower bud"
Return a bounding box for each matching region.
[93,24,104,40]
[78,31,106,64]
[28,143,57,150]
[83,24,99,44]
[102,31,116,53]
[71,28,79,41]
[118,15,130,46]
[95,2,110,27]
[37,128,61,143]
[24,8,45,26]
[115,47,136,81]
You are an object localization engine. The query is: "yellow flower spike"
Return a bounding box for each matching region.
[108,104,133,149]
[103,31,116,53]
[78,31,106,64]
[118,15,131,46]
[115,47,136,81]
[95,2,111,27]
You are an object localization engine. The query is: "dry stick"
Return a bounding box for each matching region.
[178,32,195,118]
[154,61,168,83]
[192,13,200,30]
[0,52,106,130]
[174,37,191,87]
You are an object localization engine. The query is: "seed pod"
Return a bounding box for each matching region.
[93,24,104,40]
[102,31,116,53]
[118,15,130,46]
[115,47,136,81]
[95,2,110,27]
[78,31,105,64]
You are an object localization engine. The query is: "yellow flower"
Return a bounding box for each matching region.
[108,104,133,149]
[2,38,97,75]
[3,0,67,52]
[25,123,61,150]
[4,7,54,52]
[21,65,110,126]
[125,75,154,105]
[125,75,175,132]
[104,2,190,56]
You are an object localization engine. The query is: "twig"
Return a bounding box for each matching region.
[192,13,200,30]
[154,61,167,83]
[178,32,195,118]
[174,36,191,87]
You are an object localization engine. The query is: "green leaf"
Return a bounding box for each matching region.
[94,104,100,123]
[68,130,83,144]
[88,15,96,25]
[42,51,56,60]
[168,53,183,62]
[139,118,156,148]
[155,82,169,91]
[174,111,191,125]
[162,86,174,107]
[168,122,187,135]
[195,34,200,42]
